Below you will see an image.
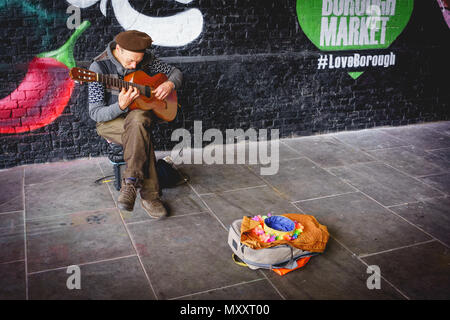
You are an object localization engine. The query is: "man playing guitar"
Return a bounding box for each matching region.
[88,30,182,218]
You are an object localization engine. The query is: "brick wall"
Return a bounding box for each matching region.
[0,0,448,168]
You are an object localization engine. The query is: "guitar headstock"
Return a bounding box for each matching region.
[69,67,97,83]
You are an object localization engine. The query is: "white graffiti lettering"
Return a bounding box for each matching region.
[66,0,203,47]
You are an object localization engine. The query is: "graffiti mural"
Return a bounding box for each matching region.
[0,0,448,168]
[0,0,203,135]
[437,0,450,28]
[66,0,204,47]
[0,0,65,49]
[0,21,89,134]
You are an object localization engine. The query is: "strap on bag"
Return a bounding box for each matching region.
[272,246,298,270]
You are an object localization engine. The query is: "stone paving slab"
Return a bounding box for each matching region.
[0,121,448,300]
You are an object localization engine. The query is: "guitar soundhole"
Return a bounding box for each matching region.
[145,86,152,98]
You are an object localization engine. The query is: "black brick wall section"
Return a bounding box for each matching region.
[0,0,448,168]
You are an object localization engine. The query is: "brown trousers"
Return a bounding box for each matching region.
[96,109,159,200]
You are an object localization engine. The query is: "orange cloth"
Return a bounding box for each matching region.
[272,256,311,276]
[240,213,329,253]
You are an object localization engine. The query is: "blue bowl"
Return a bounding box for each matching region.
[264,215,295,232]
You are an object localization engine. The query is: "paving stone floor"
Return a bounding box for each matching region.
[0,121,449,300]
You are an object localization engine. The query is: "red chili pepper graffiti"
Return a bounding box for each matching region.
[0,21,90,134]
[0,58,75,134]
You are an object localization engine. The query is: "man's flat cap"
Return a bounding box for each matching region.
[115,30,152,52]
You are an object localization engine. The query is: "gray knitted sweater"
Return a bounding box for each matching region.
[88,41,183,123]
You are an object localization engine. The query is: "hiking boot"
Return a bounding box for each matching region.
[117,178,138,211]
[141,198,167,219]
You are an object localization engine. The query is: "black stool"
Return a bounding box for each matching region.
[99,113,185,191]
[99,141,188,192]
[107,142,126,191]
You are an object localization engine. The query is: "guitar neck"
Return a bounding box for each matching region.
[96,73,150,97]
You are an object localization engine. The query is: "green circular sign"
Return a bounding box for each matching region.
[296,0,414,51]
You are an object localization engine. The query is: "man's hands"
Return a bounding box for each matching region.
[118,81,174,110]
[153,81,175,100]
[118,86,140,110]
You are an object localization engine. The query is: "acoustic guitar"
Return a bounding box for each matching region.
[69,67,178,122]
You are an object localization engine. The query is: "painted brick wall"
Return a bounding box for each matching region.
[0,0,448,168]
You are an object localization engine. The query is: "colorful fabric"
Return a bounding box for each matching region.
[240,213,329,253]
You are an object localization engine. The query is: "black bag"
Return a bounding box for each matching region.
[105,142,186,189]
[156,158,188,189]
